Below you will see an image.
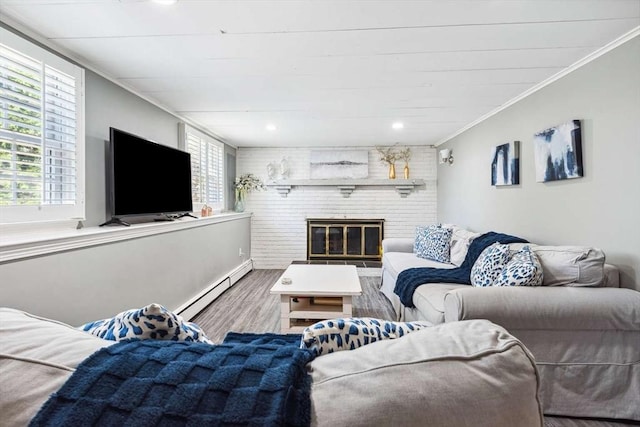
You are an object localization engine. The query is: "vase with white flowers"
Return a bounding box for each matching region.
[234,173,265,212]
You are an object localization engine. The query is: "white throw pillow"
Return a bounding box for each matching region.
[494,245,544,287]
[470,243,511,287]
[448,226,481,266]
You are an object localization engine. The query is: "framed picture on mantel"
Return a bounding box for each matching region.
[310,150,368,179]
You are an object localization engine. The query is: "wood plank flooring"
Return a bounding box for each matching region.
[191,268,395,343]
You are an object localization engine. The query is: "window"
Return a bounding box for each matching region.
[0,27,84,224]
[179,123,224,211]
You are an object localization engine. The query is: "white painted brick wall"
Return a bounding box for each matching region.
[236,146,437,268]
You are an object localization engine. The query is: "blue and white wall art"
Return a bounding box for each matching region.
[491,141,520,186]
[310,150,368,179]
[533,120,583,182]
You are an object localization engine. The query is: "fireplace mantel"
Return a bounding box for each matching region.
[266,178,427,198]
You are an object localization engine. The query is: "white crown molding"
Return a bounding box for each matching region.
[434,26,640,147]
[0,16,235,149]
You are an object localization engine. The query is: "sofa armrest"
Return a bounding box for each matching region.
[443,287,640,331]
[382,238,414,254]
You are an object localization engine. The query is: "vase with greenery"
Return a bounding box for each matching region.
[376,145,399,179]
[398,147,412,179]
[234,173,265,212]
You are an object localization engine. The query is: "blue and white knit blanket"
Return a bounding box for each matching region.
[394,231,528,307]
[30,334,314,426]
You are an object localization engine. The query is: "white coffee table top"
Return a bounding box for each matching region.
[270,264,362,296]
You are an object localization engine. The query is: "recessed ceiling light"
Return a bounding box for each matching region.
[266,124,277,132]
[392,122,404,130]
[151,0,178,5]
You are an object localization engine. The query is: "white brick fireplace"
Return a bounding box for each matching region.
[236,146,437,269]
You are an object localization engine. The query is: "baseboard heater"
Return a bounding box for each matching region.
[177,259,253,320]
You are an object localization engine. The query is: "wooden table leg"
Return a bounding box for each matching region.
[280,295,290,333]
[343,295,353,318]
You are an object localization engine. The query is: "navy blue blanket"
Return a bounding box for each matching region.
[394,231,527,307]
[31,335,314,427]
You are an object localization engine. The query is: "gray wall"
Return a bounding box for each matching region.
[437,37,640,290]
[84,70,185,227]
[0,217,251,325]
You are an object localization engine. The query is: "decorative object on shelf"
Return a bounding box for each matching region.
[376,145,399,179]
[279,157,291,180]
[234,173,265,212]
[439,148,454,165]
[310,150,368,179]
[388,163,396,179]
[267,162,277,181]
[398,147,412,179]
[533,119,583,182]
[491,141,520,186]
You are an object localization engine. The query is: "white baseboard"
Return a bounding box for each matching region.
[176,259,253,320]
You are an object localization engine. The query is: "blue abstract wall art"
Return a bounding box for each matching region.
[533,120,583,183]
[491,141,520,186]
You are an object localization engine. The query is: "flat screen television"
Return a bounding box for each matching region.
[102,127,192,226]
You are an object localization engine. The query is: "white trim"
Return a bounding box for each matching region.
[434,26,640,147]
[0,18,233,149]
[0,212,251,264]
[175,259,254,320]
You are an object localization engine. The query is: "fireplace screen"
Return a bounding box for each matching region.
[307,219,384,261]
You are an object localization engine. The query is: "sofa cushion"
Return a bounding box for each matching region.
[301,317,430,355]
[494,245,544,287]
[78,303,213,343]
[0,308,112,427]
[470,242,511,287]
[530,246,605,287]
[413,283,470,324]
[309,319,543,427]
[414,225,452,263]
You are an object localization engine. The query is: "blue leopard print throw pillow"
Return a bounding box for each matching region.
[78,303,212,344]
[470,242,511,287]
[414,225,453,263]
[300,317,430,355]
[413,224,440,254]
[494,245,544,287]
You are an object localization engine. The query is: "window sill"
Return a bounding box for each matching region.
[0,212,252,264]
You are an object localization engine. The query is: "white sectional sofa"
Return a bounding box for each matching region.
[380,228,640,422]
[1,307,544,427]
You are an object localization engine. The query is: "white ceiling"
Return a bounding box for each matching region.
[1,0,638,147]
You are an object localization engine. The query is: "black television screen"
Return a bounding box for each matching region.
[108,127,192,218]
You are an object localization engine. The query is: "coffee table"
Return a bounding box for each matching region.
[270,264,362,333]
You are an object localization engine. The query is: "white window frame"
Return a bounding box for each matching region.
[179,123,224,212]
[0,27,85,225]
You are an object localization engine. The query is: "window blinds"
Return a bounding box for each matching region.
[0,28,83,224]
[182,124,224,209]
